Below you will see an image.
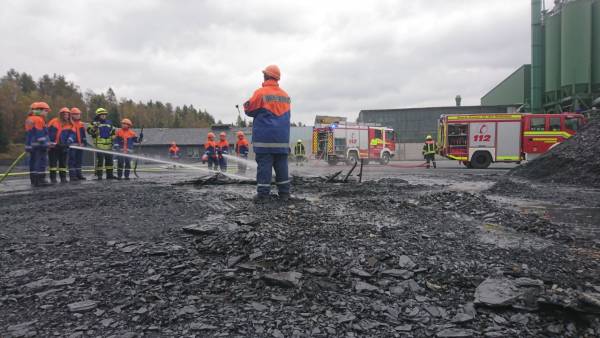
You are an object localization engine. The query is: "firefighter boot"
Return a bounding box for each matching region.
[117,169,123,180]
[59,171,68,183]
[29,173,35,186]
[77,169,86,180]
[49,170,57,184]
[95,170,103,180]
[106,169,116,180]
[433,161,437,169]
[35,174,52,187]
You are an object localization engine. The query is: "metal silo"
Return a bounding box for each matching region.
[560,0,592,98]
[593,0,600,93]
[544,11,561,103]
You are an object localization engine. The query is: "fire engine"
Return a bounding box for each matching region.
[312,117,396,165]
[437,112,586,169]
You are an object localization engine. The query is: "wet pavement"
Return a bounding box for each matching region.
[0,162,599,337]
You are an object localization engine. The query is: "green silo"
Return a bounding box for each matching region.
[544,12,561,103]
[593,0,600,93]
[560,0,592,98]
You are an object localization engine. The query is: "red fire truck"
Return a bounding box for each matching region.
[437,113,586,169]
[312,120,396,165]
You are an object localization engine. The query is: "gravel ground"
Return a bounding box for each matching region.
[1,165,599,338]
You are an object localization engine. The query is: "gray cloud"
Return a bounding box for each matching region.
[0,0,530,124]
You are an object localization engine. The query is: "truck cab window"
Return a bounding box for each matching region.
[385,130,394,142]
[374,129,382,139]
[530,117,545,131]
[565,117,580,131]
[549,117,561,131]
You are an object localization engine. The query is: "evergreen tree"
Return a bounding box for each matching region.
[0,111,8,152]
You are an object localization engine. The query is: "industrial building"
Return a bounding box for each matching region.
[483,0,600,113]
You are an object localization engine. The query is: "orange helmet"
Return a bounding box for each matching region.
[236,131,245,138]
[207,132,215,140]
[30,101,50,110]
[59,107,70,114]
[70,107,82,114]
[219,132,226,138]
[121,118,133,126]
[262,65,281,80]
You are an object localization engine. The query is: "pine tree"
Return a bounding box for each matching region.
[0,111,8,152]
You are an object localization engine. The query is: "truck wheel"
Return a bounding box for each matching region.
[470,151,492,169]
[346,152,359,165]
[380,152,390,165]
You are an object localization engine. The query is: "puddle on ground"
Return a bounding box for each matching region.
[478,222,553,250]
[489,195,600,243]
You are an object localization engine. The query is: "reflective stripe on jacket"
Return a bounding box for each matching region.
[25,115,48,147]
[423,140,436,155]
[87,120,115,149]
[294,143,306,156]
[244,79,291,154]
[114,128,138,153]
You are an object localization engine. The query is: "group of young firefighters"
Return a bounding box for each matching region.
[25,102,143,186]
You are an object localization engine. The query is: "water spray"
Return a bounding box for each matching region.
[69,146,251,181]
[221,154,258,169]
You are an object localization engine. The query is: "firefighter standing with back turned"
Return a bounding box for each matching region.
[244,64,291,201]
[87,108,116,179]
[423,135,437,169]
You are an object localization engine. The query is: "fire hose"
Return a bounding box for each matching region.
[0,152,27,184]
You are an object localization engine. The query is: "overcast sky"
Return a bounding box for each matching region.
[1,0,535,124]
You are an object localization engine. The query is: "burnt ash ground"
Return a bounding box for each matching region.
[0,167,599,338]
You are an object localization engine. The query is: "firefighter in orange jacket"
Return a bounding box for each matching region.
[203,132,218,170]
[68,107,88,181]
[113,118,143,179]
[169,141,180,160]
[235,131,249,174]
[25,102,51,186]
[47,107,75,183]
[217,132,229,172]
[244,65,291,201]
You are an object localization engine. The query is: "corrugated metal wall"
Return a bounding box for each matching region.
[358,106,515,143]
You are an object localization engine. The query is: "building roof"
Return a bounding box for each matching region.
[133,127,252,146]
[133,126,315,146]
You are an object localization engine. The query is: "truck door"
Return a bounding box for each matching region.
[496,121,521,161]
[384,129,396,153]
[523,115,557,154]
[368,128,383,159]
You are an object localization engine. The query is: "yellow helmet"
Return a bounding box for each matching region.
[297,139,303,143]
[426,135,433,140]
[95,107,108,115]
